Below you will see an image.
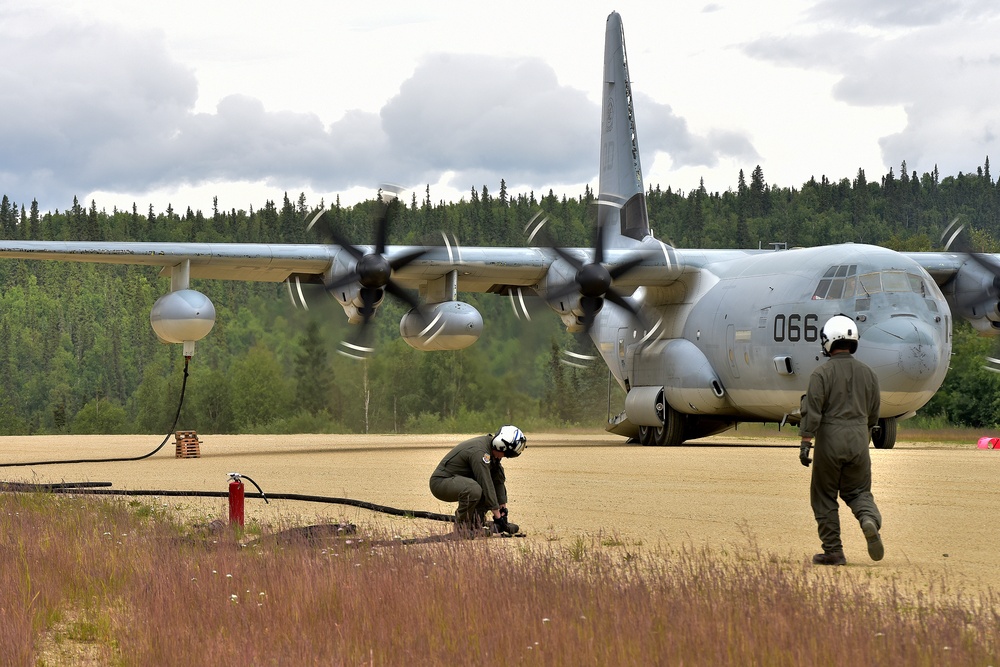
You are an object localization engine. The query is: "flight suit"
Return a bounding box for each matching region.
[799,353,882,555]
[429,435,507,528]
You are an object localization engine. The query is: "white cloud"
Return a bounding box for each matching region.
[2,1,999,216]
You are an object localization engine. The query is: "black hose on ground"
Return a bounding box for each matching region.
[0,356,190,468]
[0,482,455,522]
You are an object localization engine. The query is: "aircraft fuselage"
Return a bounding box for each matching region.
[601,243,951,428]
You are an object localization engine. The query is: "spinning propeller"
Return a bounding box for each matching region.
[941,216,1000,373]
[518,210,662,368]
[526,211,653,333]
[302,188,427,359]
[941,216,1000,281]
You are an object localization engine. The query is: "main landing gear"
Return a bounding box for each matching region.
[638,404,684,446]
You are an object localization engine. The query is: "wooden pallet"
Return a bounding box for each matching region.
[175,430,202,458]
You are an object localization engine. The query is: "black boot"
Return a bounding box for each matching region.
[812,551,847,566]
[861,518,884,561]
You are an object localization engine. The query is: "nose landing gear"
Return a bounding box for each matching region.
[871,417,897,449]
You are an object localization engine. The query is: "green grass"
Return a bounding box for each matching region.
[3,493,999,665]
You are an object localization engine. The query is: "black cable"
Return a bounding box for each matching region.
[0,481,113,492]
[0,356,190,468]
[0,483,455,522]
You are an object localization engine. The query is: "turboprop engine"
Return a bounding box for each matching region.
[150,289,216,353]
[948,260,1000,334]
[400,301,483,351]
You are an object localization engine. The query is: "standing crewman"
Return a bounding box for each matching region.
[429,425,526,537]
[799,314,884,566]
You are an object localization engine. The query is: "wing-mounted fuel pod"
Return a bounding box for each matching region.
[150,260,216,356]
[400,269,484,351]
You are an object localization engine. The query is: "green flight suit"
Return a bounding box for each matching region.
[799,352,882,554]
[429,435,507,527]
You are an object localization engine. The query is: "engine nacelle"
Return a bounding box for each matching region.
[400,301,483,351]
[537,257,601,333]
[150,289,216,344]
[329,281,385,325]
[948,260,1000,334]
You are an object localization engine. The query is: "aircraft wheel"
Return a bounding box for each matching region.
[871,417,897,449]
[638,425,656,446]
[653,404,685,446]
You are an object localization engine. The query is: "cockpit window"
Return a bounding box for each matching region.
[856,271,927,296]
[881,271,910,292]
[814,267,928,299]
[857,272,881,294]
[812,264,857,299]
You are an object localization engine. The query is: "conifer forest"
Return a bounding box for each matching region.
[0,160,998,435]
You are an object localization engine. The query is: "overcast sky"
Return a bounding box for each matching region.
[2,1,999,216]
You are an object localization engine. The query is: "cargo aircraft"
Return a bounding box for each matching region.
[1,12,997,449]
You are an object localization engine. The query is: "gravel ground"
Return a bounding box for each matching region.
[2,431,999,595]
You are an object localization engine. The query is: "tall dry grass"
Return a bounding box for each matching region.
[2,492,998,665]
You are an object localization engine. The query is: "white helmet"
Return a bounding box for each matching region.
[820,314,859,356]
[492,425,527,457]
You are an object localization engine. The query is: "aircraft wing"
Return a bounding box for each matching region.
[0,240,557,292]
[0,241,337,282]
[0,239,693,292]
[906,252,968,284]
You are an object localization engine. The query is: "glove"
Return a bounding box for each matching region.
[493,515,511,535]
[799,440,812,467]
[499,507,509,519]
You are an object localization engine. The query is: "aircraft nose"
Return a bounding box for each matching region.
[861,316,940,382]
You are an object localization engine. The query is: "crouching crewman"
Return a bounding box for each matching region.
[429,425,526,537]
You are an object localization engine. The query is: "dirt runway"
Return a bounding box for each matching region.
[2,431,999,595]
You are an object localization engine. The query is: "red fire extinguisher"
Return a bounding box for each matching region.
[228,472,245,527]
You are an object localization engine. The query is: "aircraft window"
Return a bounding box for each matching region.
[812,265,858,300]
[843,276,856,297]
[908,273,926,296]
[812,279,832,299]
[857,272,882,295]
[881,271,910,292]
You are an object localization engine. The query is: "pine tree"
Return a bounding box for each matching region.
[294,320,335,417]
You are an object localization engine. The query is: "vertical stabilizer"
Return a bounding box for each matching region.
[598,12,650,243]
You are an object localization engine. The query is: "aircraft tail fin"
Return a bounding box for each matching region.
[598,12,650,244]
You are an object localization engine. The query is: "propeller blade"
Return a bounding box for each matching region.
[940,216,963,251]
[607,253,649,280]
[310,211,366,263]
[524,212,549,244]
[374,204,389,256]
[384,280,422,313]
[286,276,311,311]
[967,251,1000,281]
[548,244,586,272]
[338,337,375,361]
[604,288,642,320]
[561,348,598,369]
[388,248,429,272]
[938,216,1000,280]
[508,287,532,321]
[593,219,605,265]
[324,270,362,293]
